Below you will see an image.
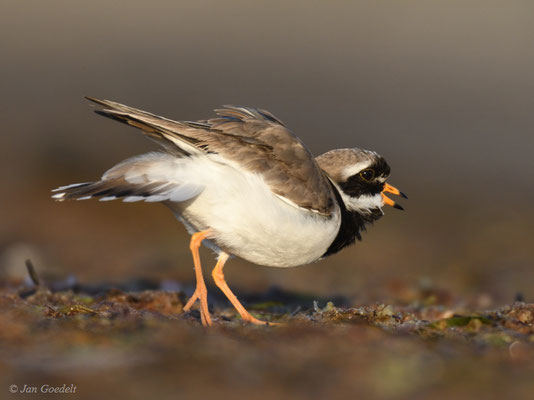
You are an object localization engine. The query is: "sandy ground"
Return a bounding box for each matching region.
[1,185,533,400]
[1,269,533,400]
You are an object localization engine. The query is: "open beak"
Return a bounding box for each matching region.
[381,183,407,210]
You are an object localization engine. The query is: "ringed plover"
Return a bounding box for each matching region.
[52,98,406,326]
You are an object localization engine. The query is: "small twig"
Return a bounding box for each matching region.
[25,259,40,286]
[289,306,302,317]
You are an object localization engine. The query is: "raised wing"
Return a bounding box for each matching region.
[86,97,336,215]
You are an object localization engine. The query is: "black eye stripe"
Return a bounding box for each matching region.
[340,175,382,197]
[339,158,391,197]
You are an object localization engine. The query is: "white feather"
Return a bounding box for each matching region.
[100,196,117,201]
[102,152,206,203]
[173,154,341,267]
[169,183,203,202]
[342,193,383,213]
[144,195,169,202]
[341,161,372,180]
[122,196,145,202]
[53,152,342,267]
[328,179,383,213]
[52,182,89,192]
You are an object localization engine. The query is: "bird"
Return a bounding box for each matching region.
[52,97,406,326]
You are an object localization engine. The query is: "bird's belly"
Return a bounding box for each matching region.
[181,169,341,268]
[219,210,339,267]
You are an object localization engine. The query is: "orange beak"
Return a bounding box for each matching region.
[381,183,407,210]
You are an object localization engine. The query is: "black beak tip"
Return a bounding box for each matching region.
[400,191,408,199]
[393,203,405,211]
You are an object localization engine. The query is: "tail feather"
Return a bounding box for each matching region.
[51,182,93,201]
[51,152,204,203]
[51,180,185,202]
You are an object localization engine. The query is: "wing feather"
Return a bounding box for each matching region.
[84,97,335,215]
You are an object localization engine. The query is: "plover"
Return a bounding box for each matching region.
[52,98,406,326]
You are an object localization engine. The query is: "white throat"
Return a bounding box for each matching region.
[341,192,383,213]
[330,180,383,214]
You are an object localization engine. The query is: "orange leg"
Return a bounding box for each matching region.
[212,252,272,325]
[183,230,213,327]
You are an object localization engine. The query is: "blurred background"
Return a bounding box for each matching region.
[1,0,534,304]
[2,2,534,400]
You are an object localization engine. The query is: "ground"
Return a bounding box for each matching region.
[2,191,533,399]
[1,273,533,400]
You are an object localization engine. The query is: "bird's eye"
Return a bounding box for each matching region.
[359,168,375,181]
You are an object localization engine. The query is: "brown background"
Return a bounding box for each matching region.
[1,0,533,303]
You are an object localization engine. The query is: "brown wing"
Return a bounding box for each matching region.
[85,97,336,215]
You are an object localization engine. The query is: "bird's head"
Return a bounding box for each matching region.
[316,148,406,216]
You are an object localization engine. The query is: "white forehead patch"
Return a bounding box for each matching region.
[341,161,372,180]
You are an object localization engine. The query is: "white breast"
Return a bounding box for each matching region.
[175,155,341,267]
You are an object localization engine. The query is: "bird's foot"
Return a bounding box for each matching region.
[183,286,212,327]
[237,310,280,326]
